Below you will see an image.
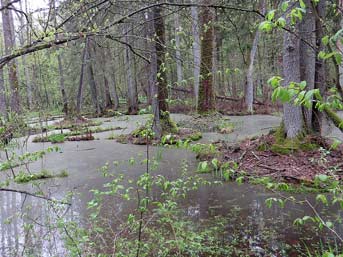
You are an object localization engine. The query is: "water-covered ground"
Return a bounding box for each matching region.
[1,113,343,256]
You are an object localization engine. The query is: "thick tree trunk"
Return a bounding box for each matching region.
[86,40,101,115]
[312,1,326,134]
[191,4,201,109]
[198,1,215,113]
[124,24,138,114]
[1,0,20,113]
[152,6,176,136]
[146,10,162,137]
[299,0,316,130]
[153,6,169,113]
[282,3,303,139]
[76,37,89,114]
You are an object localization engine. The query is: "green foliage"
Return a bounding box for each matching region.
[13,169,68,183]
[14,169,53,183]
[48,134,65,143]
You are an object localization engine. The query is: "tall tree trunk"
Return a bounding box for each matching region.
[246,29,260,113]
[109,47,119,110]
[198,1,215,113]
[76,37,89,115]
[147,10,162,137]
[174,8,183,85]
[0,68,6,117]
[86,39,101,115]
[1,0,20,113]
[282,2,303,139]
[100,47,113,110]
[153,6,176,135]
[154,6,169,113]
[191,4,201,109]
[312,1,326,133]
[18,0,32,110]
[53,0,68,115]
[124,24,138,114]
[299,0,315,130]
[246,1,265,113]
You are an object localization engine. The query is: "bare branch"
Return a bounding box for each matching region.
[0,188,71,205]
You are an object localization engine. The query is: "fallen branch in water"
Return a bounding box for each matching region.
[305,199,343,243]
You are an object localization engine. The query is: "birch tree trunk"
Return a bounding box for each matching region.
[282,2,303,138]
[191,4,201,109]
[198,0,215,113]
[1,0,20,113]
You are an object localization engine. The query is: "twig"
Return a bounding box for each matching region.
[251,151,260,161]
[0,188,71,205]
[305,199,343,243]
[257,164,284,172]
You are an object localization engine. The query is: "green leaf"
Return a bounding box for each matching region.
[322,252,335,257]
[266,10,276,21]
[299,0,306,8]
[325,221,333,228]
[316,194,328,205]
[281,1,289,12]
[259,21,274,32]
[317,174,328,182]
[322,36,329,46]
[267,76,282,88]
[276,17,286,28]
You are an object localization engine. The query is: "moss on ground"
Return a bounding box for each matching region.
[14,169,69,183]
[259,123,319,155]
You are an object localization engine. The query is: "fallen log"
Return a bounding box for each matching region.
[171,87,266,105]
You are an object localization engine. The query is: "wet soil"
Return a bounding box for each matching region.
[218,134,343,184]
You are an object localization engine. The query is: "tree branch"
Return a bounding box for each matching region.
[0,188,71,205]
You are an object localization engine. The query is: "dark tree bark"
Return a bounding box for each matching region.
[311,1,326,133]
[99,47,113,110]
[198,0,215,113]
[151,6,177,136]
[76,37,89,115]
[153,6,169,113]
[86,39,101,115]
[1,0,20,113]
